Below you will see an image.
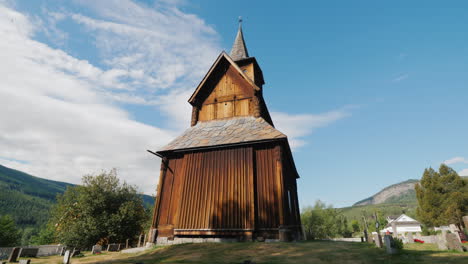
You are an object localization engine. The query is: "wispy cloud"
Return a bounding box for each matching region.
[272,106,353,149]
[0,1,219,193]
[392,73,409,83]
[458,169,468,176]
[443,156,468,165]
[0,0,353,194]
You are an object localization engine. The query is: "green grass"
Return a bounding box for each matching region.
[29,241,468,264]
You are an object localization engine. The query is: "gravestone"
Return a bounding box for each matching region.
[436,231,448,250]
[19,247,39,258]
[19,260,31,264]
[8,247,20,263]
[107,243,120,252]
[446,233,464,252]
[373,233,383,248]
[137,234,143,247]
[463,216,468,229]
[71,248,81,257]
[366,233,374,244]
[126,239,129,249]
[407,232,414,244]
[383,235,398,254]
[63,250,71,264]
[92,245,102,254]
[60,247,66,256]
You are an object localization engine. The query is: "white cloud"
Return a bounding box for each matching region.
[458,169,468,176]
[272,108,351,149]
[392,73,409,83]
[0,2,219,194]
[0,0,350,195]
[443,157,468,165]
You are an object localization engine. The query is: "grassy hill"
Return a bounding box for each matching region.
[0,164,154,229]
[30,241,468,264]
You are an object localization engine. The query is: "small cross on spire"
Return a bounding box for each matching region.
[238,16,243,25]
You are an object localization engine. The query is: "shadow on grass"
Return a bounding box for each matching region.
[63,241,468,264]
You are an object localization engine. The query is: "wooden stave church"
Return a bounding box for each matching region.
[148,23,302,242]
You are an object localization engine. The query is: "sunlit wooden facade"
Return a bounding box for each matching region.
[149,24,302,242]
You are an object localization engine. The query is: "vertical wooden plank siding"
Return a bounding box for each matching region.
[154,143,300,238]
[171,147,253,233]
[254,144,280,229]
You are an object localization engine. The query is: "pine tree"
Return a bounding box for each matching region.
[0,215,19,246]
[416,164,468,227]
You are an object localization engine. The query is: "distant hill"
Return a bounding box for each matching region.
[0,164,154,229]
[341,176,468,221]
[353,179,419,206]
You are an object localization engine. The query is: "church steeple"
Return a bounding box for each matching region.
[230,17,249,61]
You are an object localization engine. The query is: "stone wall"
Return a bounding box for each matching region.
[0,245,64,259]
[0,247,14,260]
[330,238,362,242]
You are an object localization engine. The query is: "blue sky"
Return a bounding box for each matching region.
[1,0,468,208]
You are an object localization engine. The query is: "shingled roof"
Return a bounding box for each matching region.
[230,22,249,61]
[158,117,286,153]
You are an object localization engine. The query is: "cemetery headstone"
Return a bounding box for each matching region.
[71,248,81,257]
[19,247,39,258]
[463,216,468,229]
[373,233,383,248]
[137,234,143,247]
[60,247,66,256]
[366,233,374,244]
[8,247,20,263]
[436,231,448,250]
[107,243,120,252]
[126,239,129,249]
[446,233,464,252]
[19,260,31,264]
[92,245,102,254]
[383,235,399,254]
[63,250,71,264]
[407,232,414,244]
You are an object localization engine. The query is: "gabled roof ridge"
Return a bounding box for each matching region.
[188,51,260,105]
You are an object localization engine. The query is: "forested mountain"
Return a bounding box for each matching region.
[0,164,154,229]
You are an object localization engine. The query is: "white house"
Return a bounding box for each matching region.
[380,214,422,234]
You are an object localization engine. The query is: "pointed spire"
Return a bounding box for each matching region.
[230,17,249,61]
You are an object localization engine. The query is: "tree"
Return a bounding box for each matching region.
[30,224,56,245]
[350,219,360,233]
[0,215,19,246]
[48,169,147,248]
[301,200,348,239]
[415,164,468,227]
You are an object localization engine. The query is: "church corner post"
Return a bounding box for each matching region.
[148,156,168,244]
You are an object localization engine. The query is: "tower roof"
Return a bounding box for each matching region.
[230,18,249,61]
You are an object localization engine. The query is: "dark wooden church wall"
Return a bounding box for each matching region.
[153,142,299,238]
[254,143,282,231]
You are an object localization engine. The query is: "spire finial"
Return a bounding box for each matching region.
[230,17,249,61]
